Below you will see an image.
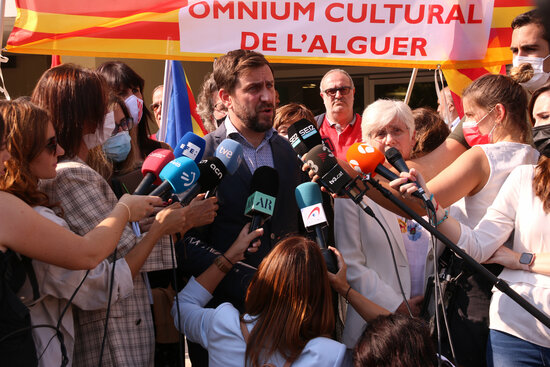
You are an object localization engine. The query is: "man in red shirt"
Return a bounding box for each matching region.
[315,69,362,159]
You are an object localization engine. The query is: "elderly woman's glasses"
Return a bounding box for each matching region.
[111,117,134,136]
[371,126,408,141]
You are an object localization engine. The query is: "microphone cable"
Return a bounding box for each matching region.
[169,234,185,367]
[98,248,117,367]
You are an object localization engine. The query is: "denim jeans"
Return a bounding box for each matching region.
[487,329,550,367]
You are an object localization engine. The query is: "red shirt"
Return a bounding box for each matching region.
[319,113,362,160]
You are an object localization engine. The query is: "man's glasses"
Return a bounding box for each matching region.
[323,86,352,97]
[150,102,161,112]
[44,136,58,155]
[111,117,134,136]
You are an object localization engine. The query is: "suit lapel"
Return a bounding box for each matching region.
[375,204,408,262]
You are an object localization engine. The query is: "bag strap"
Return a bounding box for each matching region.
[239,319,292,367]
[20,256,40,301]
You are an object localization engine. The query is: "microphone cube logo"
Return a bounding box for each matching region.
[348,159,363,174]
[181,141,201,160]
[357,143,375,155]
[246,192,275,217]
[300,203,327,227]
[217,146,233,159]
[181,171,196,187]
[298,125,317,139]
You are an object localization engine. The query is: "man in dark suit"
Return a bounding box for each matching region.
[178,49,305,366]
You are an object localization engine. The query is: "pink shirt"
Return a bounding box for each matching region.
[319,113,362,160]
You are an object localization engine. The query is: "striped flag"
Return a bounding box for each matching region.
[442,0,534,116]
[157,60,207,148]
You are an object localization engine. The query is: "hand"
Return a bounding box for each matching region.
[119,194,162,222]
[224,224,263,264]
[395,295,424,316]
[327,247,350,295]
[185,194,219,228]
[138,205,164,233]
[485,246,525,270]
[389,168,430,200]
[154,202,189,235]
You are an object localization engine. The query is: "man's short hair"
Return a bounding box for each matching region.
[213,49,273,95]
[320,69,355,92]
[511,9,550,46]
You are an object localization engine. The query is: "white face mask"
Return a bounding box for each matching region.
[82,111,116,149]
[125,94,143,125]
[513,54,550,92]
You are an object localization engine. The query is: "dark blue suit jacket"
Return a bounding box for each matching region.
[178,123,305,310]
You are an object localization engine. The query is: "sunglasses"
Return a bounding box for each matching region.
[323,86,352,97]
[111,117,134,136]
[44,136,58,155]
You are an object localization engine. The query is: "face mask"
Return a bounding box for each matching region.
[125,94,143,125]
[513,55,550,92]
[532,124,550,158]
[463,108,496,146]
[103,131,132,162]
[83,111,116,149]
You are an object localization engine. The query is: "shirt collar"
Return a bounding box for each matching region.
[224,116,275,146]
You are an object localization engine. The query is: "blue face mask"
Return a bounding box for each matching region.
[103,131,131,162]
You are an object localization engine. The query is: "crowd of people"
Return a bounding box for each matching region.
[1,7,550,367]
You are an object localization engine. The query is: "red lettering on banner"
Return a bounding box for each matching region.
[263,33,277,51]
[330,35,345,53]
[428,5,444,24]
[238,2,257,19]
[411,38,427,56]
[308,35,328,53]
[445,5,465,24]
[393,37,408,55]
[189,1,209,18]
[287,34,302,52]
[261,1,267,19]
[241,32,259,50]
[370,37,390,55]
[295,2,315,21]
[271,2,290,20]
[213,1,234,18]
[384,4,403,24]
[370,4,384,23]
[348,36,367,54]
[404,4,424,24]
[347,4,367,23]
[326,3,343,22]
[467,4,482,23]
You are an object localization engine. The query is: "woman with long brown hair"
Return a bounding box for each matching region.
[172,230,346,367]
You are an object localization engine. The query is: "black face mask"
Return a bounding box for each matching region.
[533,124,550,158]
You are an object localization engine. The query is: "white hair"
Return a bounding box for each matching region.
[361,99,415,143]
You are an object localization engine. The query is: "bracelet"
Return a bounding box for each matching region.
[436,209,449,226]
[117,201,131,221]
[221,254,234,266]
[214,255,232,273]
[344,285,352,304]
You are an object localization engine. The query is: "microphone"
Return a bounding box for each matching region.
[346,143,431,206]
[149,157,200,201]
[304,144,374,216]
[214,138,243,175]
[384,147,434,211]
[173,132,206,163]
[295,182,338,273]
[287,119,323,157]
[179,157,227,206]
[244,166,279,233]
[134,149,175,195]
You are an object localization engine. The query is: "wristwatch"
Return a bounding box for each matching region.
[519,252,535,267]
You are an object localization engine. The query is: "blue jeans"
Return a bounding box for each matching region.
[487,329,550,367]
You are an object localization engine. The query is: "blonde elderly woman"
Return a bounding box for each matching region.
[334,99,437,351]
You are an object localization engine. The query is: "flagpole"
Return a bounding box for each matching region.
[157,59,171,142]
[404,68,417,105]
[0,0,10,100]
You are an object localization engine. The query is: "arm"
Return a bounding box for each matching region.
[0,191,160,270]
[408,137,467,182]
[328,247,390,322]
[485,246,550,276]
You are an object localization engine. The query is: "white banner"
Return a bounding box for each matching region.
[179,0,494,64]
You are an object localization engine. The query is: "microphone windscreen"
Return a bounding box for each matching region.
[215,139,243,175]
[141,149,175,185]
[159,157,200,194]
[295,182,323,208]
[250,166,279,196]
[346,142,385,176]
[173,132,206,163]
[287,119,323,156]
[303,144,338,176]
[197,157,227,191]
[384,147,409,173]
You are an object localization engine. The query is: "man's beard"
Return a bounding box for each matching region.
[233,101,274,133]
